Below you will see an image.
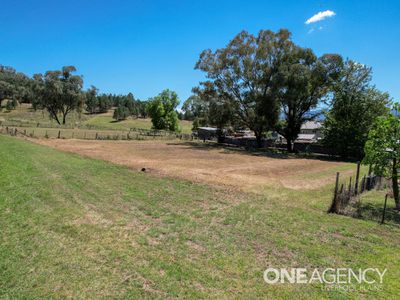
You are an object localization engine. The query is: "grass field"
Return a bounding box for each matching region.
[83,113,193,134]
[0,104,89,127]
[0,104,193,134]
[1,135,400,299]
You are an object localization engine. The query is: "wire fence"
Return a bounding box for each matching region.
[328,162,391,216]
[0,125,193,141]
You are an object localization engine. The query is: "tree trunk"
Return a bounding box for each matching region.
[216,128,224,144]
[392,158,400,209]
[62,112,67,125]
[51,112,61,125]
[286,139,294,152]
[255,132,263,148]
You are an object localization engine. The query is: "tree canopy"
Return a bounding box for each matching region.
[32,66,84,125]
[194,29,294,147]
[363,104,400,208]
[147,89,180,132]
[0,65,34,109]
[275,49,343,152]
[323,61,390,159]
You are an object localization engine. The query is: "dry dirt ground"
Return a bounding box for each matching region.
[33,139,353,191]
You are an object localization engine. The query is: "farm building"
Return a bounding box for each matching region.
[197,127,219,140]
[297,121,323,142]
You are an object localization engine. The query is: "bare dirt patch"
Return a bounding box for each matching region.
[33,139,353,191]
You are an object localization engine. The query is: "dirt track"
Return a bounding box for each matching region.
[34,139,353,191]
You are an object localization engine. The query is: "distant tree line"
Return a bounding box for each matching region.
[0,65,35,109]
[180,29,391,158]
[85,88,148,121]
[0,65,149,125]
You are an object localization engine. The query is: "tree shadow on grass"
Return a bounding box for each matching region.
[166,141,347,162]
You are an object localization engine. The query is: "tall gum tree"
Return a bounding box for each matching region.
[275,49,343,152]
[194,29,292,147]
[33,66,84,125]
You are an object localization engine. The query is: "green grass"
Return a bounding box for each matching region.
[83,114,193,133]
[0,104,89,127]
[1,135,400,299]
[0,104,193,134]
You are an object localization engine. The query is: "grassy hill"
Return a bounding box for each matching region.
[83,112,193,133]
[0,104,193,133]
[1,135,400,298]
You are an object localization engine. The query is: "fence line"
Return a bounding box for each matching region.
[0,125,194,141]
[328,162,387,215]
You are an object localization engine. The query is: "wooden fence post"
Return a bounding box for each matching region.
[381,194,388,224]
[361,176,366,193]
[58,130,61,139]
[328,172,340,213]
[355,162,361,195]
[348,176,352,195]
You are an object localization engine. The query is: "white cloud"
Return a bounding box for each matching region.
[305,10,336,24]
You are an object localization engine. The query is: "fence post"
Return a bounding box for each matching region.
[361,175,366,193]
[348,176,352,195]
[328,172,340,213]
[355,162,361,195]
[381,194,388,224]
[95,132,98,140]
[58,130,61,139]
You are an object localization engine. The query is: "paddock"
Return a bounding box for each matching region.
[33,139,354,191]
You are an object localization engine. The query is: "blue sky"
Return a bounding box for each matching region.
[1,0,399,103]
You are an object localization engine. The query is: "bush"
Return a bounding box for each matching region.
[5,99,17,111]
[113,106,130,121]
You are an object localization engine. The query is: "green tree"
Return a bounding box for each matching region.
[0,81,14,109]
[33,66,84,125]
[363,105,400,209]
[182,95,209,121]
[0,66,20,108]
[5,99,17,111]
[323,61,390,159]
[113,106,130,121]
[194,29,293,147]
[137,100,148,118]
[85,85,99,114]
[192,86,233,142]
[275,49,343,152]
[147,89,180,131]
[97,94,113,113]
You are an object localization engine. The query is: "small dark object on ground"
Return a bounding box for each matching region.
[141,168,146,172]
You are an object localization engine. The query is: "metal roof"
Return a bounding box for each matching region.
[301,121,323,130]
